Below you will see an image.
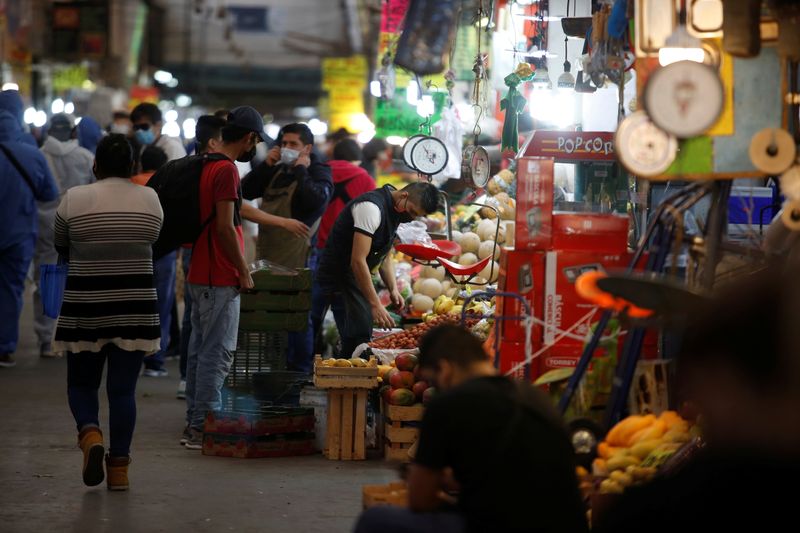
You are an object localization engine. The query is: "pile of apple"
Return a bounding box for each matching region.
[378,353,435,407]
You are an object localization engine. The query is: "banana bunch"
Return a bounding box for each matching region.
[433,295,455,314]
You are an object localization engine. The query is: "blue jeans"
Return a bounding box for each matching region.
[179,249,193,380]
[185,284,240,430]
[67,345,145,457]
[0,236,35,354]
[145,251,176,371]
[354,506,464,533]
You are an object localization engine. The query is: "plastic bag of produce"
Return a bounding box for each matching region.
[396,221,433,246]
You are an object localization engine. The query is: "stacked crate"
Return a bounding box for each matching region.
[383,403,424,462]
[202,406,316,458]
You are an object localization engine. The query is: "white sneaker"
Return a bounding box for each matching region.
[176,380,186,400]
[143,368,169,377]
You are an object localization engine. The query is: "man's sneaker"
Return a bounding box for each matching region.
[176,380,186,400]
[180,426,192,446]
[40,342,61,358]
[0,354,16,368]
[143,368,169,377]
[184,429,204,450]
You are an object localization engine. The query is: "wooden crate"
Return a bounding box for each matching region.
[382,403,424,462]
[313,356,379,389]
[324,388,368,460]
[251,267,312,291]
[362,482,408,508]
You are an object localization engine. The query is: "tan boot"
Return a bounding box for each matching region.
[78,426,105,487]
[105,454,131,491]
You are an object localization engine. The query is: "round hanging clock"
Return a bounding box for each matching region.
[402,134,426,170]
[643,60,724,139]
[411,136,449,176]
[461,145,491,188]
[615,111,679,177]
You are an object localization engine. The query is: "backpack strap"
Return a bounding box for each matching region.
[332,177,357,205]
[0,142,37,195]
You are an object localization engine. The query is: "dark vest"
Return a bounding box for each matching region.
[318,185,400,282]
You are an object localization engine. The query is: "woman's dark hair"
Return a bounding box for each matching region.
[130,102,162,124]
[418,324,489,370]
[402,182,440,214]
[95,134,134,179]
[220,124,252,144]
[282,123,314,146]
[196,115,226,152]
[333,139,363,162]
[362,137,388,161]
[141,145,168,173]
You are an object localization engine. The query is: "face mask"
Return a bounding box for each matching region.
[110,123,130,135]
[135,129,155,145]
[280,147,300,165]
[237,145,257,163]
[398,212,415,224]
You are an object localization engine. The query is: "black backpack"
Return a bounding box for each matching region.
[147,152,229,259]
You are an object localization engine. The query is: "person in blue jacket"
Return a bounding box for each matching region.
[0,91,59,367]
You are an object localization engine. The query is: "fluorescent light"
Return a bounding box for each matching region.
[416,95,435,117]
[406,81,419,106]
[165,109,178,122]
[386,136,407,146]
[182,118,197,139]
[307,118,328,136]
[350,113,374,133]
[2,82,19,91]
[33,110,47,128]
[64,102,75,114]
[162,120,181,137]
[530,89,576,129]
[265,123,281,139]
[370,80,382,98]
[659,24,705,66]
[166,78,179,88]
[357,130,376,144]
[175,94,192,107]
[23,107,36,124]
[51,98,65,114]
[154,70,173,84]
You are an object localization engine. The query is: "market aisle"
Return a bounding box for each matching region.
[0,287,396,533]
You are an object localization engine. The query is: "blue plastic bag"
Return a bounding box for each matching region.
[40,263,68,319]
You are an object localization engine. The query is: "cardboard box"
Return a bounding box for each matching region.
[515,158,554,250]
[552,212,629,254]
[498,340,541,381]
[497,248,545,344]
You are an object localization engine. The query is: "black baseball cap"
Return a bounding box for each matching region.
[226,106,268,142]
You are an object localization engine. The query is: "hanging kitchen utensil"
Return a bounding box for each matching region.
[615,111,679,178]
[461,144,491,189]
[402,134,427,171]
[780,199,800,231]
[722,0,760,57]
[748,128,797,175]
[410,136,449,177]
[643,60,724,138]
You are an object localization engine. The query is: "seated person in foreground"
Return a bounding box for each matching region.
[355,324,588,533]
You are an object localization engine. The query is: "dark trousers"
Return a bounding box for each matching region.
[179,249,193,381]
[320,272,372,358]
[355,506,465,533]
[0,237,35,354]
[67,345,145,457]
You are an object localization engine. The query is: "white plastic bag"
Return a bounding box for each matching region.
[431,107,464,187]
[396,221,434,246]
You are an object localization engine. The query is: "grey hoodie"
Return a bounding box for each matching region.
[38,136,95,238]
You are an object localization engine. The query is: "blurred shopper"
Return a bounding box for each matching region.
[355,325,588,533]
[131,145,167,185]
[241,123,332,373]
[76,116,104,155]
[311,139,375,355]
[0,96,59,368]
[182,107,264,450]
[0,89,37,147]
[360,137,390,180]
[35,114,95,357]
[109,111,132,135]
[594,268,800,532]
[53,135,162,490]
[130,102,186,161]
[323,127,351,159]
[318,182,438,357]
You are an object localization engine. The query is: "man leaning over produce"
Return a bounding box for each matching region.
[354,325,589,533]
[317,182,439,357]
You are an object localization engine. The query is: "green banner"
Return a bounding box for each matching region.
[374,90,447,138]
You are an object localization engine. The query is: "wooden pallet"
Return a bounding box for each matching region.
[324,388,368,460]
[362,482,408,508]
[313,356,379,389]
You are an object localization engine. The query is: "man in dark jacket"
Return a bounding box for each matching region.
[241,123,333,372]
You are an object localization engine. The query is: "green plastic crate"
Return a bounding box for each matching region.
[251,267,312,292]
[240,290,312,312]
[239,310,308,332]
[227,331,288,389]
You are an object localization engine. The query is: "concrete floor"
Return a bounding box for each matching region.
[0,287,397,533]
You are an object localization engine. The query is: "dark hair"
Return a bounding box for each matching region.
[679,267,800,392]
[130,103,162,124]
[327,127,350,143]
[333,139,363,162]
[112,111,129,120]
[362,137,388,161]
[140,145,168,172]
[281,123,314,146]
[213,109,230,120]
[196,115,226,152]
[418,324,489,370]
[402,182,439,214]
[220,124,253,144]
[95,134,134,179]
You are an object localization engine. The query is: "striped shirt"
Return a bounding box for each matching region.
[53,177,164,354]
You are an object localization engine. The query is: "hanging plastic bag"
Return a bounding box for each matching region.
[431,107,465,187]
[40,261,68,319]
[396,221,434,246]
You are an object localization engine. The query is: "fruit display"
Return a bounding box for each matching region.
[368,314,481,350]
[593,410,700,494]
[377,351,435,407]
[319,357,377,368]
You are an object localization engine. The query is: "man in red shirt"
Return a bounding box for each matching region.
[182,106,264,450]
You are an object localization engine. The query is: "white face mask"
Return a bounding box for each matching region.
[280,147,300,165]
[110,123,130,135]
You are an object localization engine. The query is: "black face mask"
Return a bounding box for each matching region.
[237,145,257,163]
[398,212,415,223]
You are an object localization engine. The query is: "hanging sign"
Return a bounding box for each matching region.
[520,131,616,161]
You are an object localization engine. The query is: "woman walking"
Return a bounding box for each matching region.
[53,134,163,490]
